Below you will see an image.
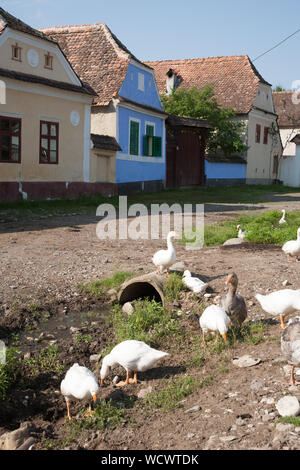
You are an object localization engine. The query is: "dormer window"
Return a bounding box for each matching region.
[44,52,53,70]
[11,43,22,62]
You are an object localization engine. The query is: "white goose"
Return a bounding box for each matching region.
[282,227,300,262]
[255,289,300,329]
[237,225,246,239]
[60,363,99,420]
[199,305,231,344]
[152,231,179,275]
[182,270,208,294]
[100,340,169,387]
[279,209,287,225]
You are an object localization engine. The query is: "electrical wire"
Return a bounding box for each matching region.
[253,27,300,62]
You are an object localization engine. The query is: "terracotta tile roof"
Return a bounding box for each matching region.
[273,91,300,128]
[0,7,55,43]
[166,114,212,129]
[41,24,152,106]
[0,67,96,96]
[145,55,271,115]
[91,133,122,151]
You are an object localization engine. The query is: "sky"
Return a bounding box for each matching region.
[2,0,300,90]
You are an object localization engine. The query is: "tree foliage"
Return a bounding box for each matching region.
[161,85,248,156]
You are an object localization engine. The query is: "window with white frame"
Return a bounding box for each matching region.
[138,73,145,91]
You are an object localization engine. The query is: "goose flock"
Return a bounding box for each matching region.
[60,210,300,420]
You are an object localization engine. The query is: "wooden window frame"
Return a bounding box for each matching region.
[11,42,22,62]
[44,52,53,70]
[0,116,21,163]
[263,126,269,145]
[129,119,140,156]
[39,121,59,164]
[255,124,261,143]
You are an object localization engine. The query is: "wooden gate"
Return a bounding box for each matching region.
[166,115,211,189]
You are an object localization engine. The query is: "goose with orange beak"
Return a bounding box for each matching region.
[60,363,99,420]
[220,272,247,326]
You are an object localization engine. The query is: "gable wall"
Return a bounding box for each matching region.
[0,27,80,85]
[118,62,163,111]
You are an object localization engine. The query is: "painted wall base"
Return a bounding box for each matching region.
[246,178,274,185]
[206,178,246,187]
[118,179,165,195]
[0,181,117,201]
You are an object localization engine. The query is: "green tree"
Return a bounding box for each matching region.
[272,85,286,92]
[161,85,247,156]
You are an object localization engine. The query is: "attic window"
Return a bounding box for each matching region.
[11,43,22,62]
[44,52,53,70]
[138,73,144,91]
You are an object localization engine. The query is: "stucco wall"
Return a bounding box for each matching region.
[205,160,247,180]
[280,128,300,157]
[90,148,116,184]
[1,31,78,85]
[118,62,163,111]
[91,102,117,137]
[246,108,281,182]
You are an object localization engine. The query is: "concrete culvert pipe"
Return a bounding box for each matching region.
[118,272,166,306]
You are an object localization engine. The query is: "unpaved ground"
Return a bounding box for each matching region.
[1,195,300,450]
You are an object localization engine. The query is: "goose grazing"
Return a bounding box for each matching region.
[255,289,300,330]
[279,209,287,225]
[182,270,208,294]
[282,227,300,262]
[281,317,300,385]
[152,231,179,275]
[199,305,231,344]
[237,225,246,239]
[60,363,99,420]
[220,272,247,326]
[100,340,169,387]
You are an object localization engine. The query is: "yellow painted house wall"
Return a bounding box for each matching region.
[0,81,89,182]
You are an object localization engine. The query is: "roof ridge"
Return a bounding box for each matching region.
[40,23,106,33]
[0,6,55,43]
[145,54,249,64]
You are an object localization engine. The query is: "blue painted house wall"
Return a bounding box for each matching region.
[205,160,247,185]
[116,62,166,189]
[118,63,164,111]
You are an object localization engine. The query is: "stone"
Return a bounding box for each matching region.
[250,379,265,390]
[232,355,261,368]
[70,326,80,334]
[137,386,153,399]
[275,423,294,433]
[89,354,101,363]
[222,238,248,246]
[276,396,300,417]
[219,435,237,443]
[185,405,201,414]
[122,302,134,315]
